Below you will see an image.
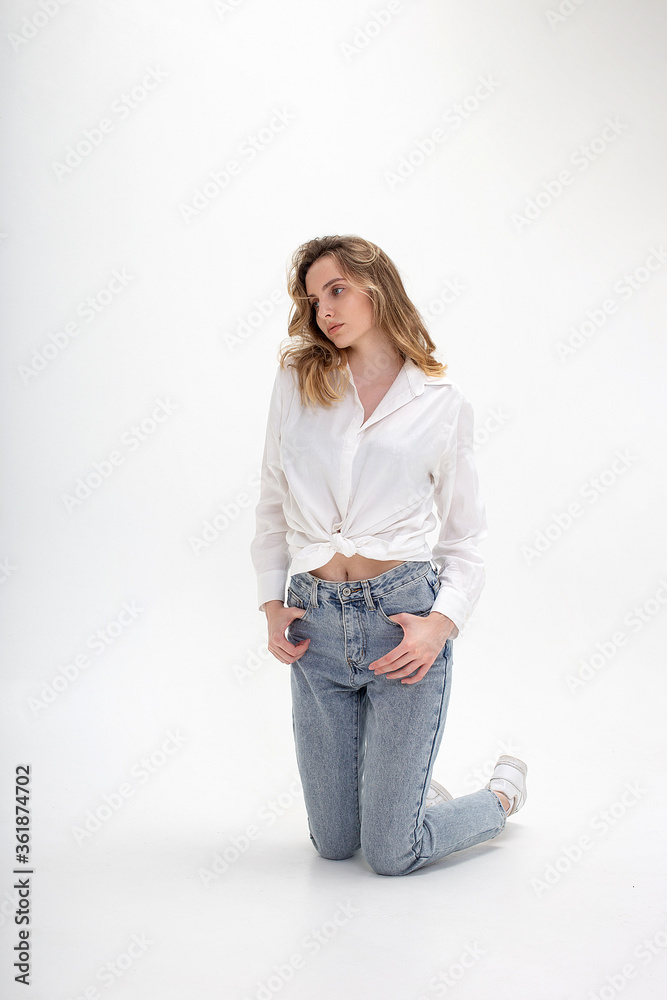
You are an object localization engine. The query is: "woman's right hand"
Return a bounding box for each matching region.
[262,600,311,664]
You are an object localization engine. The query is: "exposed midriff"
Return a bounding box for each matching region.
[309,552,406,583]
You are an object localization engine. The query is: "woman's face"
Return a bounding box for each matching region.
[305,255,378,352]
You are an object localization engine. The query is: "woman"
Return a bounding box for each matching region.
[250,234,527,876]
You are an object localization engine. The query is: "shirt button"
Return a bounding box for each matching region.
[342,587,352,596]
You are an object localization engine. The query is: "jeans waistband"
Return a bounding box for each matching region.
[288,560,435,608]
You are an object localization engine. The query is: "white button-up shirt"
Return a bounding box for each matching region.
[250,356,487,635]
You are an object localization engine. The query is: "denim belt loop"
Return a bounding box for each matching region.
[310,577,319,608]
[361,579,374,610]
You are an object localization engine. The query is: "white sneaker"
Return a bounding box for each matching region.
[485,755,528,816]
[425,778,454,808]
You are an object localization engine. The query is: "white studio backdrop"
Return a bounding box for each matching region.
[1,1,667,998]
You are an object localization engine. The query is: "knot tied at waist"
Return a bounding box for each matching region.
[330,529,357,557]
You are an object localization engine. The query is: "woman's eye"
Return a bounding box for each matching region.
[310,287,344,310]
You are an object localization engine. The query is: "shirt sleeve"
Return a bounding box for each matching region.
[250,366,291,612]
[429,392,488,637]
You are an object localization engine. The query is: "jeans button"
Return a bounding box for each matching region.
[342,587,351,596]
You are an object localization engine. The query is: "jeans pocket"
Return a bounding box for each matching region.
[287,586,313,625]
[375,574,435,626]
[426,566,441,599]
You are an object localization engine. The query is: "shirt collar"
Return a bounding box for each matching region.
[345,355,451,395]
[344,355,451,431]
[405,356,452,395]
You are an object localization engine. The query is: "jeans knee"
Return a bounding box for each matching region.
[367,856,410,876]
[310,834,359,862]
[362,842,412,876]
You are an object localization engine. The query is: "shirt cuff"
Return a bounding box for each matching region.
[430,588,472,638]
[257,570,288,612]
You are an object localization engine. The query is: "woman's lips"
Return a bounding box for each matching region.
[329,323,343,334]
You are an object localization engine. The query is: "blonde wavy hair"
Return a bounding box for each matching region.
[277,235,448,408]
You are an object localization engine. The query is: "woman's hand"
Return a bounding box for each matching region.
[263,600,311,664]
[368,611,457,684]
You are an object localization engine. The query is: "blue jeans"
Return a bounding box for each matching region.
[286,560,506,876]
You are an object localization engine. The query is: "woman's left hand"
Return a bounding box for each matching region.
[368,612,457,684]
